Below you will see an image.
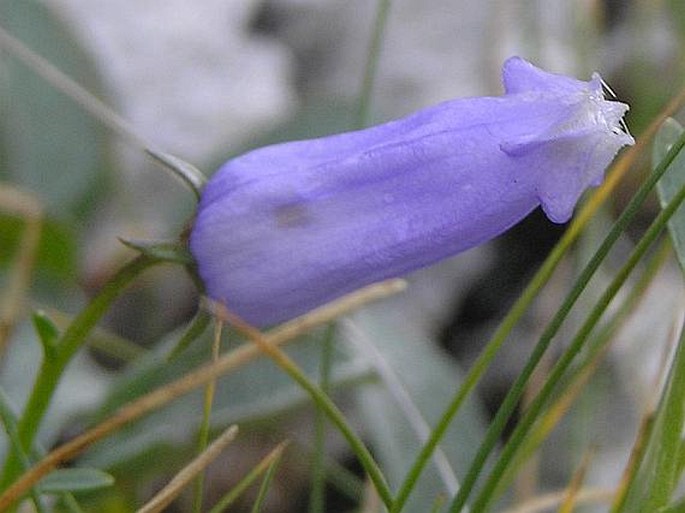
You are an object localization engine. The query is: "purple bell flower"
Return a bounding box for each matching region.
[190,57,634,327]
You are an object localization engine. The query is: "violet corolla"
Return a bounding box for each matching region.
[190,57,634,327]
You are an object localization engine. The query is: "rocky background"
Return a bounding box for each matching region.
[2,0,685,511]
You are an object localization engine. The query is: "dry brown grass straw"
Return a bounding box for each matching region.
[501,486,614,513]
[136,425,239,513]
[0,278,405,510]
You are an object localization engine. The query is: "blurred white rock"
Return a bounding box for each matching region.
[44,0,296,164]
[259,0,587,117]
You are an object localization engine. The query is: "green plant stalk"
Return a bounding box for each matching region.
[394,133,685,513]
[250,446,284,513]
[392,251,562,513]
[167,310,211,361]
[207,444,286,513]
[0,389,86,513]
[271,355,393,508]
[230,317,394,509]
[570,238,671,382]
[357,0,392,128]
[59,494,86,513]
[467,169,685,513]
[0,254,161,490]
[655,497,685,513]
[611,415,656,513]
[309,324,336,513]
[321,452,365,502]
[0,390,47,513]
[192,320,222,513]
[442,129,685,513]
[678,442,685,476]
[0,25,206,197]
[641,317,685,511]
[499,239,671,499]
[392,248,565,511]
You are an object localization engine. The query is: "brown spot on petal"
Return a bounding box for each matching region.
[275,203,312,228]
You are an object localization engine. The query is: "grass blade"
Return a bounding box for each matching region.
[208,443,288,513]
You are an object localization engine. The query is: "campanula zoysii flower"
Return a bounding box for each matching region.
[190,57,634,327]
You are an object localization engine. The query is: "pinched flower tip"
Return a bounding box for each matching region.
[190,56,634,326]
[500,57,634,222]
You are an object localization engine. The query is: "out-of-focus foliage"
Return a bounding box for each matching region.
[1,1,685,512]
[348,306,488,513]
[0,214,75,281]
[37,467,114,495]
[81,327,371,472]
[655,118,685,272]
[0,0,109,221]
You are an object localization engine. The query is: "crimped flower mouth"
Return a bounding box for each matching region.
[593,73,635,143]
[545,79,633,146]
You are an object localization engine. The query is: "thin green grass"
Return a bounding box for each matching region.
[501,238,672,495]
[250,445,286,513]
[3,2,685,512]
[0,254,162,491]
[192,320,223,513]
[309,324,336,513]
[466,151,685,513]
[0,389,47,513]
[357,0,392,128]
[207,444,287,513]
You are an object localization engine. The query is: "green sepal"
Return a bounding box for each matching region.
[119,237,194,265]
[145,148,207,200]
[167,310,212,361]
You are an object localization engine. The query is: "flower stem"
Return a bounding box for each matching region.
[0,254,162,491]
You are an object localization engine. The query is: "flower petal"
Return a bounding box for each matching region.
[503,56,591,95]
[190,57,634,326]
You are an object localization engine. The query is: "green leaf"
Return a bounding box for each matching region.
[348,305,487,513]
[656,496,685,513]
[621,322,685,512]
[0,0,109,220]
[118,237,194,265]
[166,310,211,360]
[249,446,284,513]
[37,468,115,494]
[667,0,685,43]
[654,117,685,273]
[0,322,114,464]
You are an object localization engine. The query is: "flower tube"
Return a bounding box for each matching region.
[190,57,634,327]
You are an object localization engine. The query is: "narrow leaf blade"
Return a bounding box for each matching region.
[654,117,685,272]
[37,468,114,494]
